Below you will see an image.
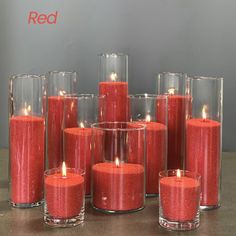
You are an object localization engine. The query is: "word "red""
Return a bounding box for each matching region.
[28,11,58,24]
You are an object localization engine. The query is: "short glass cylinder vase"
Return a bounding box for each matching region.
[185,76,223,210]
[46,71,78,169]
[129,94,167,197]
[159,170,201,231]
[44,165,85,227]
[9,74,46,208]
[91,122,145,213]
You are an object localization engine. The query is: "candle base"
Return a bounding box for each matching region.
[200,203,220,211]
[159,212,200,231]
[10,200,43,209]
[44,205,85,228]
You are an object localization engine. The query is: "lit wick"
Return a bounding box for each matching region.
[202,105,208,121]
[145,114,151,122]
[177,169,181,178]
[168,88,175,95]
[80,122,85,128]
[110,72,118,81]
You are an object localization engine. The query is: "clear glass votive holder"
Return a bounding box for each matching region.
[159,170,201,231]
[9,74,46,208]
[44,166,85,227]
[91,122,145,213]
[129,94,167,197]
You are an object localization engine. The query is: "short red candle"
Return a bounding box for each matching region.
[92,162,144,211]
[129,121,167,194]
[157,95,191,169]
[186,118,221,206]
[99,82,128,122]
[45,170,84,218]
[48,96,77,168]
[10,116,45,204]
[160,174,200,221]
[64,127,92,195]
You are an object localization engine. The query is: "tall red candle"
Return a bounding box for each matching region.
[48,96,77,168]
[160,173,200,221]
[10,116,45,205]
[99,82,128,122]
[45,168,84,219]
[186,118,220,207]
[92,162,144,211]
[157,95,191,169]
[64,127,92,195]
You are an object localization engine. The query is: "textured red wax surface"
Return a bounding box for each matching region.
[186,118,221,206]
[93,163,144,211]
[10,116,45,204]
[132,121,167,194]
[45,172,84,218]
[99,82,129,122]
[160,176,200,221]
[157,95,191,169]
[64,127,92,195]
[48,96,77,168]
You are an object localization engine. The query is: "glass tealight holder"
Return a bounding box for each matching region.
[46,71,78,169]
[98,53,129,122]
[156,72,191,170]
[44,165,85,227]
[129,94,167,197]
[185,76,223,210]
[9,74,46,208]
[91,122,145,213]
[159,170,201,231]
[63,94,105,196]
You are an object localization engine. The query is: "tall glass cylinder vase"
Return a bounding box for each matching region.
[185,76,223,210]
[156,72,191,170]
[129,94,167,196]
[91,122,145,213]
[46,71,78,169]
[98,53,129,122]
[9,74,46,208]
[63,94,105,196]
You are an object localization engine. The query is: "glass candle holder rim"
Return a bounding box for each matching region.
[191,76,224,81]
[98,53,128,58]
[158,72,188,78]
[159,169,201,180]
[63,93,106,99]
[10,74,43,81]
[44,167,85,177]
[129,93,168,99]
[91,122,146,131]
[47,71,77,76]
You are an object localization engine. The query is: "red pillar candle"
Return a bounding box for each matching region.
[157,95,191,169]
[48,96,77,168]
[64,127,92,195]
[186,118,220,207]
[10,116,45,205]
[45,164,84,220]
[99,82,128,122]
[159,170,200,222]
[92,159,144,212]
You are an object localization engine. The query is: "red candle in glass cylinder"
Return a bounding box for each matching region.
[45,163,84,218]
[92,158,144,211]
[99,81,128,122]
[48,96,77,168]
[186,106,220,207]
[64,127,92,195]
[160,170,200,221]
[157,92,191,169]
[131,120,167,195]
[10,116,45,204]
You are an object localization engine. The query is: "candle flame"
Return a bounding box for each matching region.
[145,114,151,122]
[23,105,31,116]
[62,161,67,176]
[202,105,208,120]
[115,157,120,168]
[168,88,175,95]
[110,72,118,81]
[177,169,181,178]
[80,122,85,128]
[59,90,66,96]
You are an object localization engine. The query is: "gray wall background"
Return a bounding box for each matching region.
[0,0,235,151]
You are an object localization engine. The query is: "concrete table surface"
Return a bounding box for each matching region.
[0,149,236,236]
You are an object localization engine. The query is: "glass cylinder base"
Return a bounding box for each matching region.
[146,193,158,198]
[200,204,220,211]
[159,213,200,231]
[10,200,43,208]
[44,206,85,228]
